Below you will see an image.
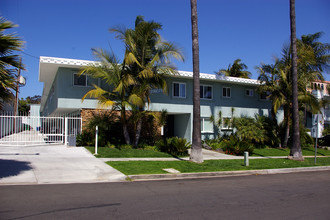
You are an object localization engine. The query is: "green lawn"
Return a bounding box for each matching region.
[251,147,330,157]
[85,147,174,158]
[107,157,330,175]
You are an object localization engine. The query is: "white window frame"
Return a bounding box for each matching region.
[222,87,231,98]
[200,84,213,100]
[246,89,254,97]
[172,82,186,98]
[201,118,214,133]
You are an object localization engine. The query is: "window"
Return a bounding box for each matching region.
[201,118,213,133]
[222,117,233,130]
[260,91,271,100]
[73,73,98,87]
[173,82,186,98]
[223,87,231,98]
[74,73,86,86]
[200,85,212,99]
[246,89,254,97]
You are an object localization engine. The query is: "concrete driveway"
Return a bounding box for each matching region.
[0,145,126,185]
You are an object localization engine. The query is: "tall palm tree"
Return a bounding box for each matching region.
[217,59,251,79]
[110,16,184,147]
[290,0,303,160]
[190,0,203,163]
[79,49,143,145]
[0,17,24,110]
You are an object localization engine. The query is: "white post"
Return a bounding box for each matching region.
[95,125,98,155]
[244,151,249,166]
[65,117,68,146]
[315,113,318,165]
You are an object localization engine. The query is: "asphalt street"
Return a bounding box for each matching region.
[1,171,330,220]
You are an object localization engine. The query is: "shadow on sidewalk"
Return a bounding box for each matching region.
[0,159,33,178]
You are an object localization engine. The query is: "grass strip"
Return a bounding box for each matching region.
[85,147,173,158]
[252,148,330,157]
[107,157,330,175]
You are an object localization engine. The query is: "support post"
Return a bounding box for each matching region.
[95,125,98,155]
[65,117,68,146]
[315,113,318,164]
[244,151,249,166]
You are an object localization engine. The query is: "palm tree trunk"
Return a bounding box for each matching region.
[134,118,143,147]
[121,107,131,145]
[289,0,303,160]
[283,118,290,148]
[190,0,203,163]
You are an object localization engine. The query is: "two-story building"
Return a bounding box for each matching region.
[39,56,275,142]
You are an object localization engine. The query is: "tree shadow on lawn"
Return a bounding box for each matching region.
[0,159,33,179]
[303,148,326,156]
[252,148,288,157]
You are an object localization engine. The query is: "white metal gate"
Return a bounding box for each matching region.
[0,114,81,146]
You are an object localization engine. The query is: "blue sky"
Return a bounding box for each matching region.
[2,0,330,98]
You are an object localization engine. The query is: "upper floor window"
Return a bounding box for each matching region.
[73,73,98,87]
[246,89,254,97]
[260,91,271,100]
[173,82,186,98]
[200,85,212,99]
[223,87,231,98]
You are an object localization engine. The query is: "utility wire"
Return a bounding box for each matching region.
[21,51,39,59]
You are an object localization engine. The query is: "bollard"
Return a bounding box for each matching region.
[244,151,249,166]
[95,125,98,155]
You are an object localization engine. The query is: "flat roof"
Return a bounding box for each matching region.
[39,56,262,111]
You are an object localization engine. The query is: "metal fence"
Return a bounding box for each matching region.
[0,113,81,146]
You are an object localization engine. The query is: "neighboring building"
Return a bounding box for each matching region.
[39,56,277,142]
[307,81,330,138]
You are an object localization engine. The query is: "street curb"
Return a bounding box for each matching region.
[127,166,330,181]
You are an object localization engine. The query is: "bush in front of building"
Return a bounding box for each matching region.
[156,137,191,157]
[221,135,255,156]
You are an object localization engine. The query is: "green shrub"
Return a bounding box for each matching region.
[222,136,254,156]
[76,130,93,146]
[143,145,159,151]
[156,137,191,156]
[116,144,133,150]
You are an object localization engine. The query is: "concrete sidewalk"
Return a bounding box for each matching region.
[0,145,126,185]
[101,148,290,162]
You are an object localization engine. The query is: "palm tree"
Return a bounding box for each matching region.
[217,59,251,79]
[300,32,330,74]
[289,0,303,160]
[110,16,184,147]
[0,17,24,110]
[257,59,320,148]
[79,48,143,145]
[190,0,203,163]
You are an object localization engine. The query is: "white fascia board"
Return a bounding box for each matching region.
[176,71,262,86]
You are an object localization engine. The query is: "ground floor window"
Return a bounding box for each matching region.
[201,118,213,133]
